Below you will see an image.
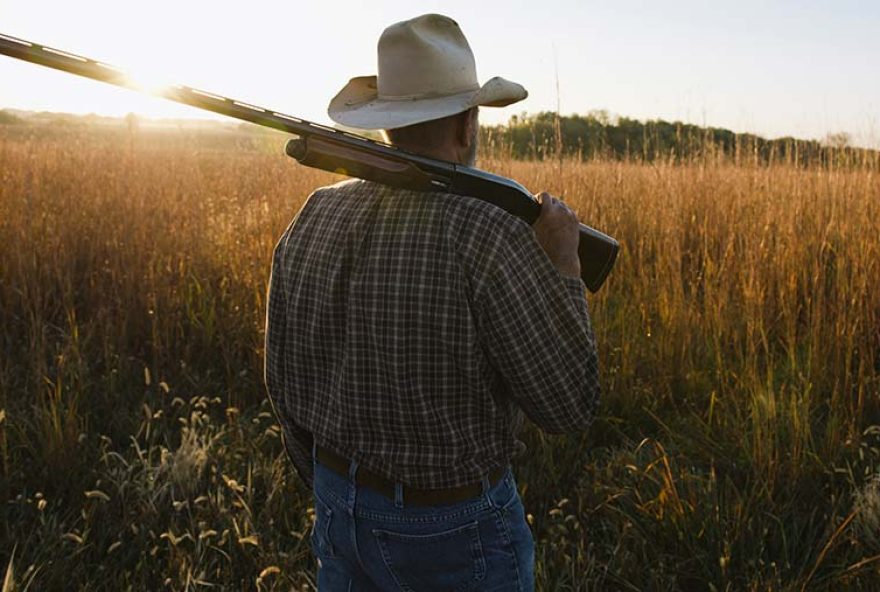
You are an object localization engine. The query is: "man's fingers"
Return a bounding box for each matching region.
[537,192,560,209]
[536,192,579,223]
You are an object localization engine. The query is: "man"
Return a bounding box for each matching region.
[265,13,600,591]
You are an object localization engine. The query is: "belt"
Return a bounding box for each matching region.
[315,445,506,507]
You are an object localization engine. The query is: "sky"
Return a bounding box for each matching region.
[1,0,878,147]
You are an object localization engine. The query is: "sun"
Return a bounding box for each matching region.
[124,69,176,98]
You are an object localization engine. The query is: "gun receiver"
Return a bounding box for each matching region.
[0,32,618,292]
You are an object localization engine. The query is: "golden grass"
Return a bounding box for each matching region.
[1,123,879,589]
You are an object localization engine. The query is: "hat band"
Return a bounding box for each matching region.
[377,83,480,102]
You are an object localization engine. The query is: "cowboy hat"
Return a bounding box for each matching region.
[328,13,528,131]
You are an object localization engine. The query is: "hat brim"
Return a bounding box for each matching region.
[327,75,528,130]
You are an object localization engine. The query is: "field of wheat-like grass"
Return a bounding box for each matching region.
[1,123,879,590]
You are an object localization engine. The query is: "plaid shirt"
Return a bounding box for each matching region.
[265,179,600,489]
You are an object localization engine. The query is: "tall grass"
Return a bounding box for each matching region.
[1,123,878,590]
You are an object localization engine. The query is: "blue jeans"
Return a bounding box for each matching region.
[310,454,535,591]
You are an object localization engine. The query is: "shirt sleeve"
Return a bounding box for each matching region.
[476,220,600,434]
[264,227,315,488]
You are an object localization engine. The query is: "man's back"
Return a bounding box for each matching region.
[266,178,600,489]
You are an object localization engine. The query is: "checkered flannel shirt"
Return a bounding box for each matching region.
[265,178,600,489]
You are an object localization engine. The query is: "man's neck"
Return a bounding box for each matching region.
[392,142,462,164]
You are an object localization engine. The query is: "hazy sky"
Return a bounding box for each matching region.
[1,0,878,146]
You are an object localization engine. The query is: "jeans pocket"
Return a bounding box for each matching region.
[489,470,518,510]
[310,494,337,559]
[499,494,536,588]
[373,520,486,592]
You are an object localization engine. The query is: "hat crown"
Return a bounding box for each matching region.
[327,13,527,130]
[377,14,479,99]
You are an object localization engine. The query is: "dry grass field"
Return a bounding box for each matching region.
[1,122,879,590]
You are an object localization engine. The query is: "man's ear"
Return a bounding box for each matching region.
[457,107,478,148]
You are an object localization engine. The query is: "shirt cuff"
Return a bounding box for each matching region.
[282,426,315,489]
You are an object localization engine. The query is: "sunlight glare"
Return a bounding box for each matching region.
[124,69,175,98]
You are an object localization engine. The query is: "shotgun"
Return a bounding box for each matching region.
[0,32,618,292]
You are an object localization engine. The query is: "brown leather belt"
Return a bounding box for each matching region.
[316,445,506,507]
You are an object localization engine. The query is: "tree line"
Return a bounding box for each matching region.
[480,111,878,168]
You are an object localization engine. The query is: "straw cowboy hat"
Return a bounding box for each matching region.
[328,13,528,131]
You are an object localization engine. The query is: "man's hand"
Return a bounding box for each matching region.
[532,192,581,280]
